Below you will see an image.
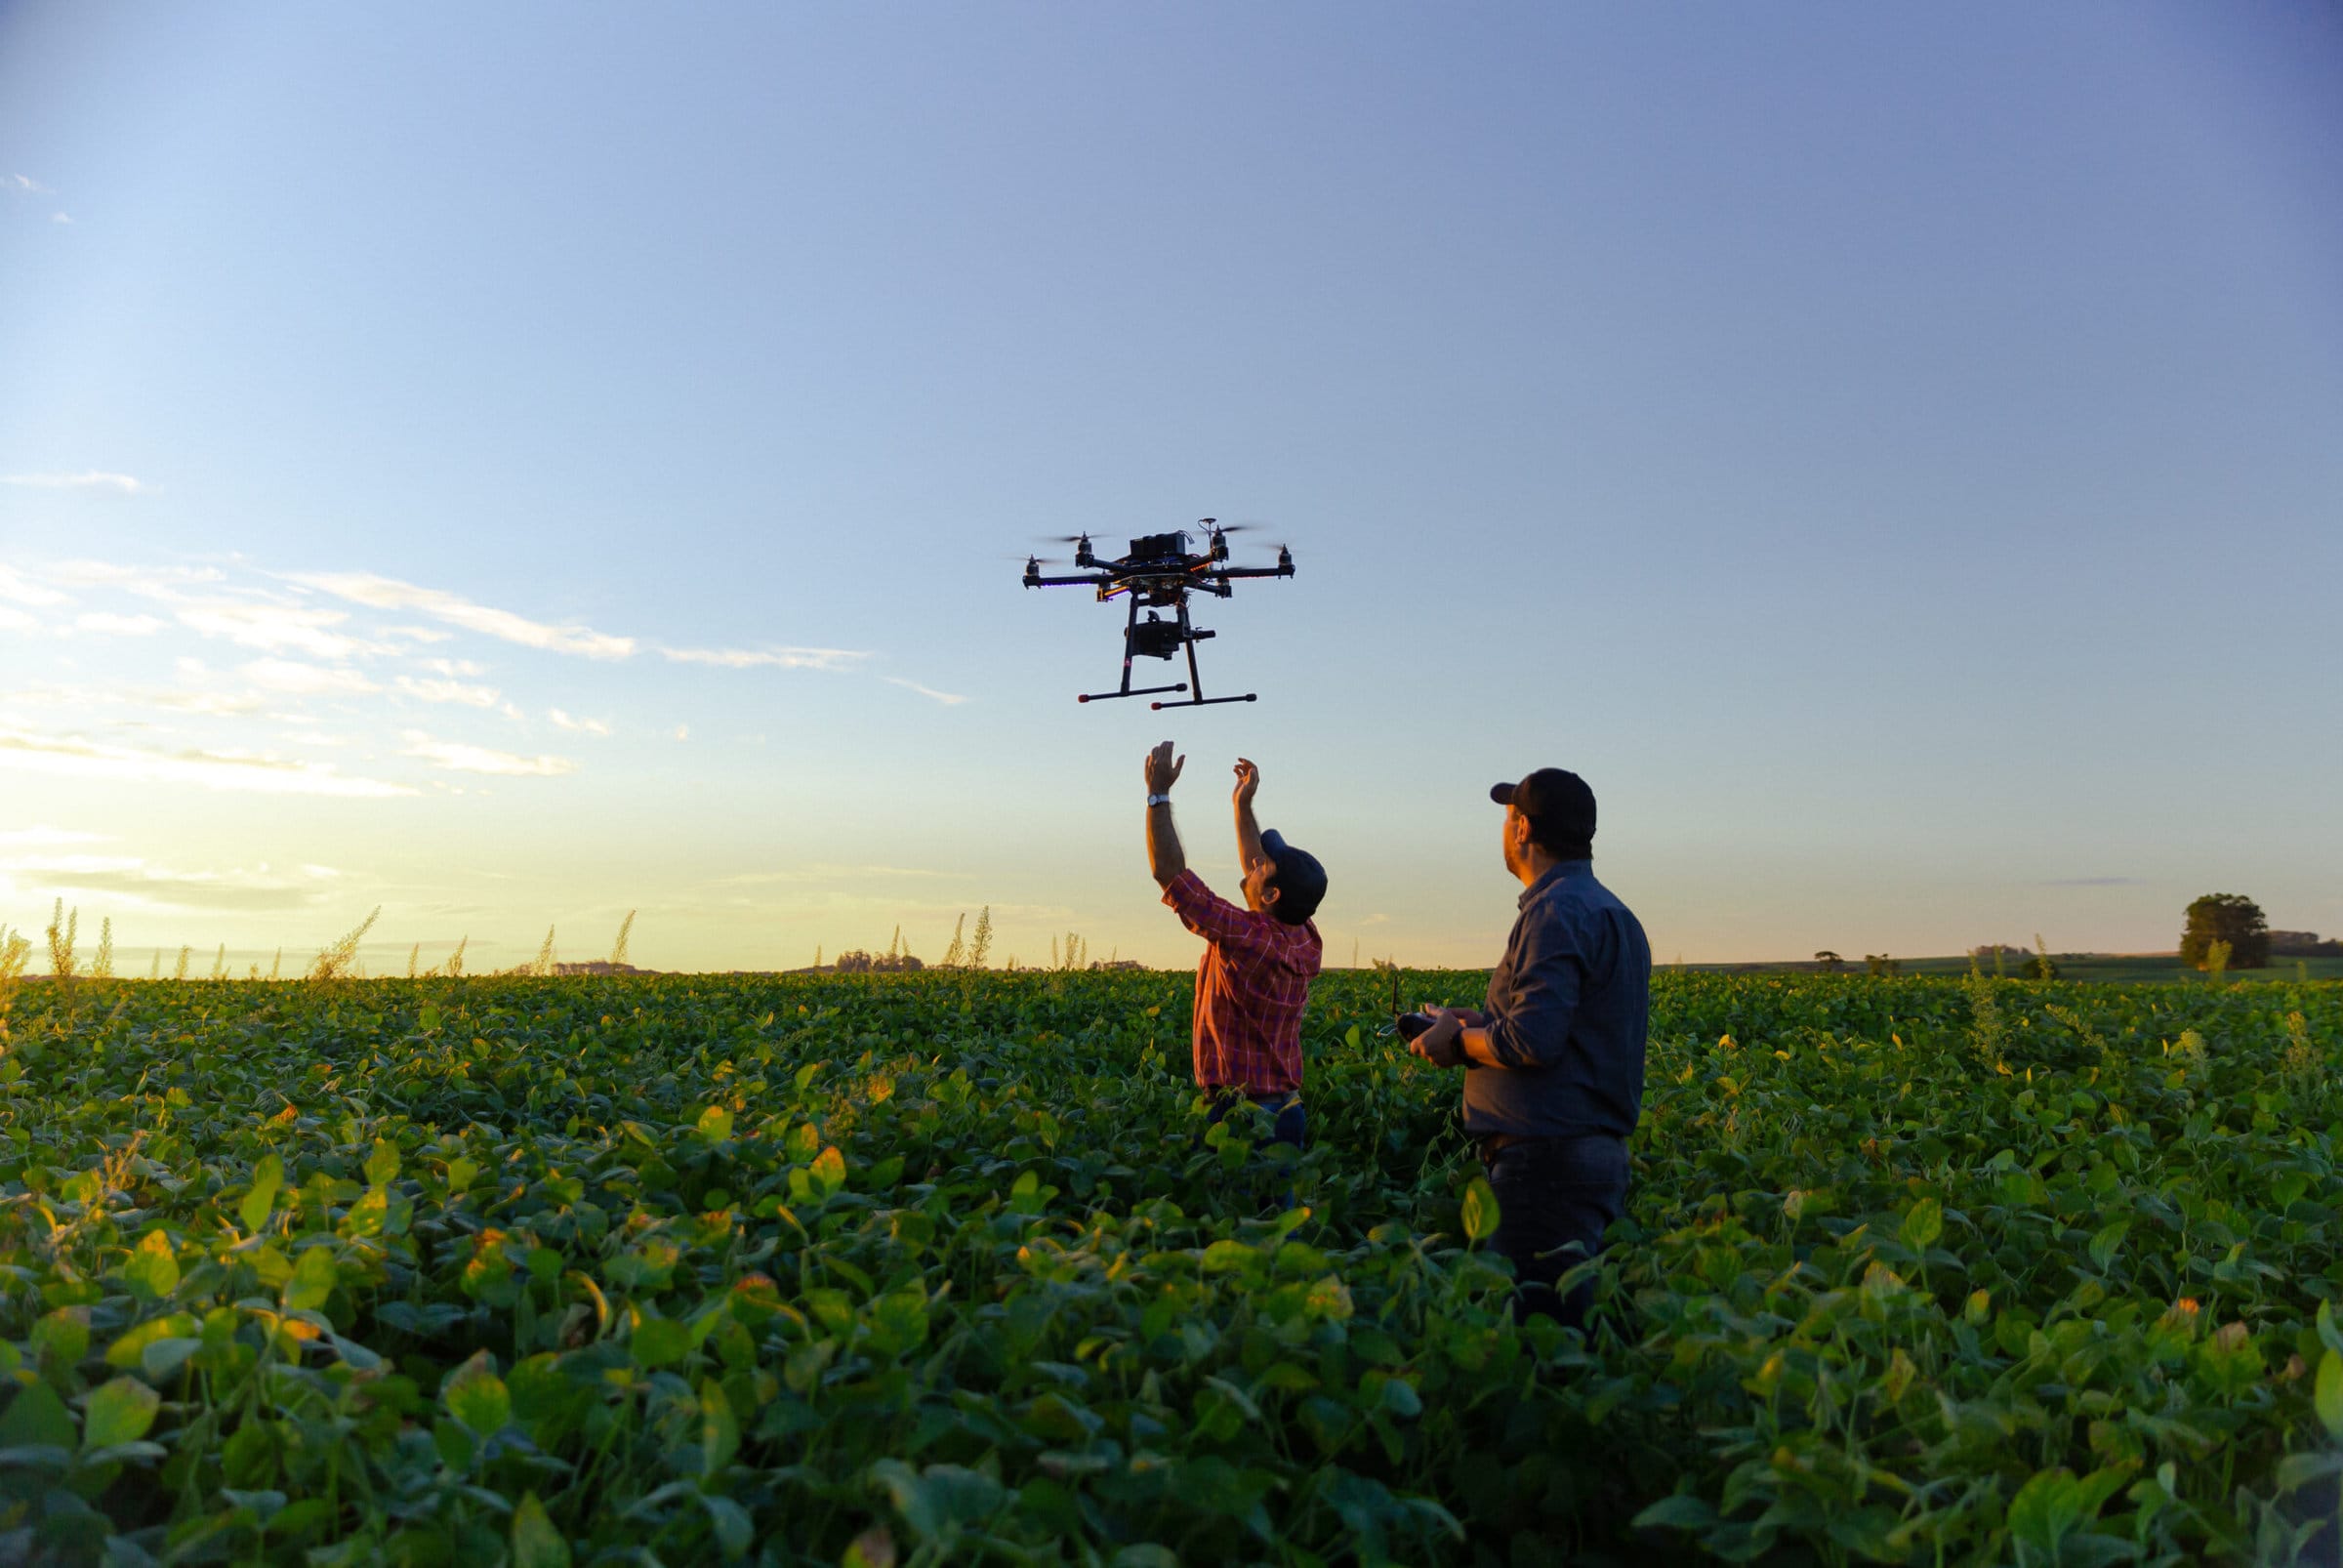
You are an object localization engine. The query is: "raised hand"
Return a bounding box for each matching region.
[1232,757,1260,808]
[1145,741,1185,795]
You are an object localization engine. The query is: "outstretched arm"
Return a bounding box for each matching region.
[1145,741,1186,888]
[1232,757,1266,868]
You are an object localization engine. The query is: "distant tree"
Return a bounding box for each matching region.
[2181,894,2268,970]
[1814,951,1844,973]
[833,947,923,973]
[1865,954,1902,977]
[2268,930,2343,958]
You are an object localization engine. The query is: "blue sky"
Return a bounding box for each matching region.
[3,3,2338,971]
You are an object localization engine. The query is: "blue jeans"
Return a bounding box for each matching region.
[1480,1135,1629,1330]
[1204,1089,1305,1150]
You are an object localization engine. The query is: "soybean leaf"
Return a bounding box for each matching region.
[239,1154,284,1234]
[123,1231,179,1302]
[1460,1177,1500,1243]
[512,1492,572,1568]
[83,1377,161,1450]
[445,1352,512,1435]
[283,1246,337,1313]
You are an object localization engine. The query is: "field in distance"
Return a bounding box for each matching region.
[0,968,2336,1564]
[1685,953,2343,984]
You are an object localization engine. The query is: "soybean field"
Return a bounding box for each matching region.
[0,968,2338,1566]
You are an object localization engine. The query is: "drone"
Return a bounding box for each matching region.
[1022,518,1295,708]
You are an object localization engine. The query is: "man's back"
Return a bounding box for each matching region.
[1164,870,1321,1093]
[1464,860,1650,1140]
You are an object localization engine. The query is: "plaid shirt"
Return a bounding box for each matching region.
[1162,869,1323,1094]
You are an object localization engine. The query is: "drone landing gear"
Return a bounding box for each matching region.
[1150,600,1254,711]
[1078,683,1184,704]
[1072,596,1256,707]
[1152,693,1256,709]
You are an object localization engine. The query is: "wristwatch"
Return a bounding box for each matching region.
[1146,793,1173,807]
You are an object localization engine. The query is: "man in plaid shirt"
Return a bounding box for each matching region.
[1144,741,1328,1148]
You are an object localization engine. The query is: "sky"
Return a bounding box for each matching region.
[2,2,2339,973]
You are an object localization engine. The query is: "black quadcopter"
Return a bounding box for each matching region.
[1022,518,1295,708]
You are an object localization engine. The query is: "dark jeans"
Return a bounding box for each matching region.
[1480,1134,1629,1331]
[1204,1089,1305,1150]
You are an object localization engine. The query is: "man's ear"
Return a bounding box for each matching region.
[1260,880,1280,911]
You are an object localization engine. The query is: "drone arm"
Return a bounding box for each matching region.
[1024,572,1117,589]
[1202,563,1294,582]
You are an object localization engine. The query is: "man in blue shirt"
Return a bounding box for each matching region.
[1411,767,1650,1329]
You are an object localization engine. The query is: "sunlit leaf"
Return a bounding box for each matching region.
[82,1377,161,1450]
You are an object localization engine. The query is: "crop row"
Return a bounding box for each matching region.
[0,970,2336,1565]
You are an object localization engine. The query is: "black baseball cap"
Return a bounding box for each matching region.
[1259,829,1327,924]
[1490,768,1596,844]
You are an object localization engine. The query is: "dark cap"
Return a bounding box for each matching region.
[1259,829,1327,924]
[1490,768,1596,846]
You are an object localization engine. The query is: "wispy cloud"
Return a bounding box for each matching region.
[395,675,500,708]
[46,561,222,598]
[659,645,866,672]
[0,853,343,912]
[2,472,149,495]
[1,681,267,719]
[0,567,67,608]
[548,708,611,735]
[0,728,415,798]
[401,730,575,777]
[884,676,969,706]
[0,825,107,848]
[0,608,38,634]
[291,572,635,659]
[72,611,164,637]
[700,864,965,887]
[177,599,382,659]
[240,659,380,697]
[4,174,53,195]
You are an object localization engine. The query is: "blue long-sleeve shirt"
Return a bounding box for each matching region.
[1463,859,1650,1139]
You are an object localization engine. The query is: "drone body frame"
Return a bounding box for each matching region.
[1021,519,1295,709]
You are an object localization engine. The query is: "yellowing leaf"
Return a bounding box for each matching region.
[444,1350,512,1435]
[1460,1177,1500,1244]
[364,1137,400,1187]
[123,1230,179,1301]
